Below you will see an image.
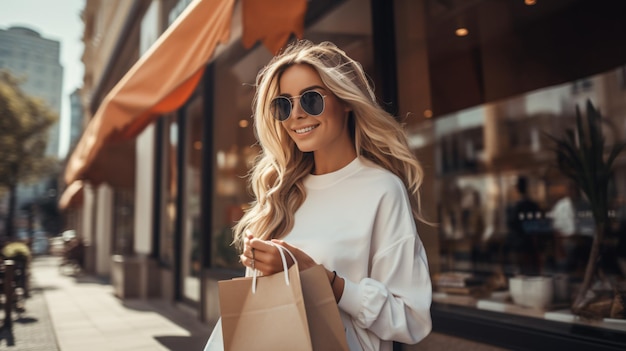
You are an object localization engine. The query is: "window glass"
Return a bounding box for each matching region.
[182,96,203,302]
[395,0,626,328]
[160,114,178,267]
[211,48,264,270]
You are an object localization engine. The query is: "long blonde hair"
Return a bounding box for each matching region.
[233,40,424,249]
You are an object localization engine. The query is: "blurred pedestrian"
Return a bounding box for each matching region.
[506,176,542,275]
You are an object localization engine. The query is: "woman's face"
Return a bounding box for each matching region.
[276,64,352,155]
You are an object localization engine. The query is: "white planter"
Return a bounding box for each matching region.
[509,276,554,309]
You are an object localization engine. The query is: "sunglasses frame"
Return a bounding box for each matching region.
[270,90,327,121]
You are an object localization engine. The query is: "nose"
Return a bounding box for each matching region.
[291,97,306,119]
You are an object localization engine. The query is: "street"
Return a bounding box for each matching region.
[0,256,212,351]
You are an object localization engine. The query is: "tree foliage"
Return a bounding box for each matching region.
[0,70,58,188]
[0,69,59,237]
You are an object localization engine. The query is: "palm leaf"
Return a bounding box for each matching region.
[547,99,626,316]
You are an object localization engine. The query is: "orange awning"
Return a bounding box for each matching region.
[242,0,306,54]
[59,181,85,210]
[64,0,307,186]
[65,0,235,185]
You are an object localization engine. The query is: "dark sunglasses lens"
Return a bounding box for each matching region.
[270,97,291,121]
[301,91,324,116]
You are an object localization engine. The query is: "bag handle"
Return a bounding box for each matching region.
[251,243,298,294]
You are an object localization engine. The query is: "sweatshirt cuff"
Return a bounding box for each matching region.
[337,277,362,318]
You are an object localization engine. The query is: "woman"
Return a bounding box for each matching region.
[206,40,431,351]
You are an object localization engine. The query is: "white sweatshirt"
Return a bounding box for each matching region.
[203,156,432,351]
[285,156,432,351]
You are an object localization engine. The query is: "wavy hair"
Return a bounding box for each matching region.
[233,40,425,249]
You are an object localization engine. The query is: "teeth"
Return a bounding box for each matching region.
[295,125,317,134]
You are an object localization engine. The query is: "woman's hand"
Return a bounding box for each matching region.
[240,232,317,275]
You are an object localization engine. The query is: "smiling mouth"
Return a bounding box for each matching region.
[294,125,318,134]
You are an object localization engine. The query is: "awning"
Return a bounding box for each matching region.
[59,181,85,210]
[64,0,235,185]
[64,0,306,186]
[242,0,306,53]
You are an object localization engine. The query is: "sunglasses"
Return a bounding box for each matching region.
[270,90,327,121]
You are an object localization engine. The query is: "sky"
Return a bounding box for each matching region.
[0,0,86,159]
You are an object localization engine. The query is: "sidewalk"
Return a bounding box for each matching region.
[1,256,213,351]
[1,255,507,351]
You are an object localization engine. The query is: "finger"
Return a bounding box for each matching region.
[240,254,254,269]
[271,240,297,261]
[245,229,254,240]
[242,234,261,258]
[243,235,252,250]
[272,239,316,270]
[246,245,276,266]
[248,238,278,255]
[242,244,255,260]
[270,241,297,268]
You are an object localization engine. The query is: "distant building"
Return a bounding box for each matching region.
[0,26,64,234]
[0,26,64,157]
[68,88,83,151]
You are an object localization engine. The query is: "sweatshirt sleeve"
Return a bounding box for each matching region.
[337,176,432,344]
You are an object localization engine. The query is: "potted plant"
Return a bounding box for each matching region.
[1,241,31,261]
[546,99,625,318]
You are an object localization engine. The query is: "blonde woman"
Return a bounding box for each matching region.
[205,40,431,351]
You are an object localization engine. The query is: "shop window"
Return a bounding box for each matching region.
[396,0,626,337]
[159,114,178,267]
[425,71,626,326]
[182,95,203,302]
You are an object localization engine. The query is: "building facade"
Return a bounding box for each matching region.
[62,0,626,349]
[0,26,64,157]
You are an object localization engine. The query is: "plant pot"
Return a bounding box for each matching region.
[509,276,554,309]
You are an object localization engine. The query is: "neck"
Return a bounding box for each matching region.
[312,149,357,175]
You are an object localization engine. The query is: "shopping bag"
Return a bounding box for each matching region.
[218,245,348,351]
[218,246,312,351]
[299,263,349,351]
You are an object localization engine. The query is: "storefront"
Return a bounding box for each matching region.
[394,0,626,349]
[62,0,625,349]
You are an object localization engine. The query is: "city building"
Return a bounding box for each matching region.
[0,25,65,236]
[0,26,64,157]
[60,0,626,349]
[68,88,84,153]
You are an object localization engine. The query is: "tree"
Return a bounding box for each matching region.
[546,100,625,318]
[0,70,58,238]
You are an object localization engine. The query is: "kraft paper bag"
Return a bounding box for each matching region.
[218,262,313,351]
[300,264,349,351]
[218,245,348,351]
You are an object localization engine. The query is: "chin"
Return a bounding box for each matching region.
[296,146,315,153]
[294,142,316,153]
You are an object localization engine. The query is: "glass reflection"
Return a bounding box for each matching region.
[422,65,626,318]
